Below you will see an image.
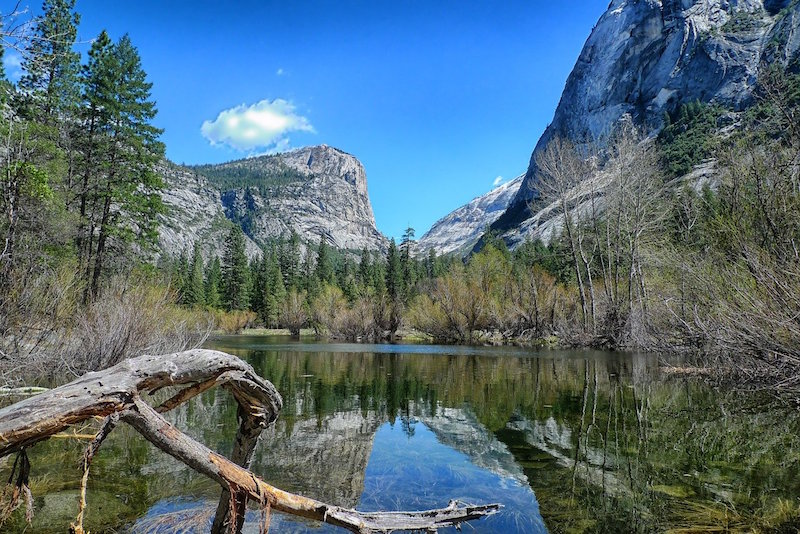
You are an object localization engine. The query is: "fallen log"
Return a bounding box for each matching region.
[0,349,500,533]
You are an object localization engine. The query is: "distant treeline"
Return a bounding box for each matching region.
[191,159,309,194]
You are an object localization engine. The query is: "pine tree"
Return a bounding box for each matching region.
[205,256,223,308]
[265,253,286,326]
[315,236,334,284]
[358,246,372,288]
[372,251,386,296]
[175,249,189,302]
[18,0,81,121]
[250,250,268,319]
[222,226,251,310]
[400,226,416,298]
[279,230,301,289]
[386,238,402,301]
[185,242,205,307]
[287,230,301,289]
[77,33,165,299]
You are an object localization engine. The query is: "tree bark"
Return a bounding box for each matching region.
[0,349,500,532]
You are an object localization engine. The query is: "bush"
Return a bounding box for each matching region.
[658,101,723,177]
[216,309,257,335]
[0,269,213,383]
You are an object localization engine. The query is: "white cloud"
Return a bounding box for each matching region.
[492,176,504,187]
[3,51,22,82]
[276,68,284,76]
[201,98,314,152]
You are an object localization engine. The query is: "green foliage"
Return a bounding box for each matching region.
[222,226,251,310]
[73,30,165,298]
[385,238,402,301]
[204,256,223,308]
[18,0,81,121]
[181,243,205,307]
[251,248,286,326]
[513,238,572,284]
[658,100,724,177]
[742,67,800,140]
[192,159,308,194]
[720,8,763,33]
[314,236,334,284]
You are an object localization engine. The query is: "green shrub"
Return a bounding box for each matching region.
[658,100,724,177]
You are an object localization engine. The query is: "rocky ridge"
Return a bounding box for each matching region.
[156,162,260,258]
[494,0,800,238]
[417,175,523,256]
[157,145,386,258]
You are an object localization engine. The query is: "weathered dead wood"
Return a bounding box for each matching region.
[0,349,282,457]
[0,349,500,532]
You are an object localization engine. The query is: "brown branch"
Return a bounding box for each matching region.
[70,414,118,534]
[0,350,500,532]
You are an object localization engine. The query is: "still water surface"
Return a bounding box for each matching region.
[5,336,800,532]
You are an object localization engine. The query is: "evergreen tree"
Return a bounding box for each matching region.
[338,256,358,301]
[77,33,165,299]
[250,250,268,319]
[372,251,386,296]
[184,242,205,306]
[400,226,416,298]
[279,230,301,289]
[424,249,437,280]
[222,226,251,310]
[204,256,223,308]
[315,236,334,284]
[18,0,81,121]
[386,238,402,301]
[175,249,188,302]
[302,251,317,297]
[358,246,372,288]
[265,252,286,326]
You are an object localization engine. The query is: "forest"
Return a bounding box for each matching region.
[1,0,800,397]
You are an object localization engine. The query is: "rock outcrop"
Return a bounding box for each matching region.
[417,175,523,256]
[156,162,260,258]
[201,145,386,252]
[494,0,800,237]
[157,145,386,259]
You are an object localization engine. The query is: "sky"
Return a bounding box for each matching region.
[6,0,609,240]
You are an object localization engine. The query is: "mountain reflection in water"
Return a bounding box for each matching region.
[4,336,800,533]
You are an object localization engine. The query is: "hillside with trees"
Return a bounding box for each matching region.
[1,0,799,399]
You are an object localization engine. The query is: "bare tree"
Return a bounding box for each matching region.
[535,136,597,331]
[601,121,668,345]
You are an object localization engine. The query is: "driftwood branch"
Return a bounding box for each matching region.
[0,349,500,532]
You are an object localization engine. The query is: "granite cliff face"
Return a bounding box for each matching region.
[417,175,523,256]
[156,162,260,258]
[494,0,800,236]
[203,145,386,252]
[157,145,386,258]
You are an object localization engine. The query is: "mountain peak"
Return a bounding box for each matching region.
[418,175,524,256]
[493,0,800,237]
[159,145,386,255]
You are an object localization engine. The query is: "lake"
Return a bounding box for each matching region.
[3,336,800,532]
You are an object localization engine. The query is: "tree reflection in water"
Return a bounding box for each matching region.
[3,337,800,532]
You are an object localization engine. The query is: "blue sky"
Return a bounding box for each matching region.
[7,0,608,240]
